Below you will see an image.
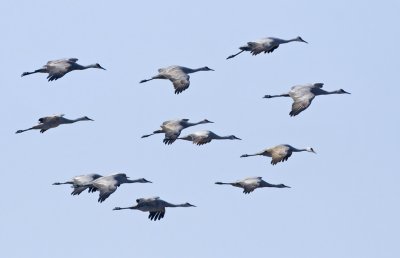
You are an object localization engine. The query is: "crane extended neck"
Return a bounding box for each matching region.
[164,202,196,208]
[62,117,92,124]
[263,93,290,98]
[183,67,213,74]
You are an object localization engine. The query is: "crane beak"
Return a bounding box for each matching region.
[300,37,308,44]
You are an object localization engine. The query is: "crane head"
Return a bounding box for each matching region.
[202,66,214,71]
[296,36,308,44]
[339,89,351,94]
[95,63,106,70]
[83,116,94,121]
[201,119,214,124]
[184,202,196,207]
[306,147,316,154]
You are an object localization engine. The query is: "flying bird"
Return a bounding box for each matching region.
[263,83,350,116]
[215,177,290,194]
[83,173,152,203]
[139,65,214,94]
[53,173,103,195]
[227,36,308,59]
[141,118,213,145]
[113,197,196,221]
[241,144,316,165]
[15,114,94,134]
[178,130,241,145]
[21,58,106,81]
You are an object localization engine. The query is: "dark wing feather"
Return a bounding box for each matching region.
[47,73,65,81]
[163,131,180,145]
[193,138,212,146]
[172,77,190,94]
[98,191,113,203]
[71,186,88,196]
[265,45,279,53]
[248,42,265,55]
[148,210,165,221]
[88,186,98,193]
[243,189,254,194]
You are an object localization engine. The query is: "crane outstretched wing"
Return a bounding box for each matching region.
[171,76,190,94]
[289,87,316,116]
[270,146,291,165]
[163,130,181,145]
[71,186,90,196]
[192,135,211,145]
[91,179,118,203]
[46,59,77,81]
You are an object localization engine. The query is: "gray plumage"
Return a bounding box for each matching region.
[215,177,290,194]
[15,114,94,134]
[83,173,152,203]
[263,83,351,116]
[21,58,106,81]
[241,144,316,165]
[113,197,196,221]
[227,36,308,59]
[53,173,103,195]
[141,118,214,145]
[178,130,241,145]
[139,65,214,94]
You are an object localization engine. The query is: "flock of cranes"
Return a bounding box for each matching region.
[18,35,350,221]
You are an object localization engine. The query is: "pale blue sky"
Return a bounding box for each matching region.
[1,1,399,257]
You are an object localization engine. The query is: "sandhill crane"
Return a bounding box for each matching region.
[263,83,350,116]
[139,65,214,94]
[215,177,290,194]
[21,58,106,81]
[113,197,196,221]
[227,36,308,59]
[83,173,152,203]
[141,118,214,145]
[53,173,103,195]
[178,130,241,145]
[15,114,93,134]
[241,144,316,165]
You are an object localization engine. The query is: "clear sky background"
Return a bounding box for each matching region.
[1,1,399,257]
